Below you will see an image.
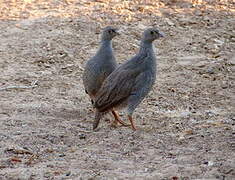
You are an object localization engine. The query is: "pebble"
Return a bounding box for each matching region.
[165,18,175,26]
[181,111,190,117]
[59,153,66,157]
[208,161,214,166]
[16,169,33,180]
[137,23,147,30]
[206,67,215,74]
[65,171,71,176]
[227,57,235,65]
[79,134,86,140]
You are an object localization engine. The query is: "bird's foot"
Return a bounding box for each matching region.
[114,119,131,127]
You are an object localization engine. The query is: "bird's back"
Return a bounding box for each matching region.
[94,49,156,112]
[83,49,117,99]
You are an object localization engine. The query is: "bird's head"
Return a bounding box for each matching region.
[101,26,120,41]
[142,28,164,43]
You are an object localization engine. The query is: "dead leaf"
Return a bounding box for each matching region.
[10,157,22,163]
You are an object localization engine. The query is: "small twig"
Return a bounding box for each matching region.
[0,80,39,91]
[78,129,93,133]
[5,148,33,155]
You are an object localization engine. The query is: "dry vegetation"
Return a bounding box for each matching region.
[0,0,234,179]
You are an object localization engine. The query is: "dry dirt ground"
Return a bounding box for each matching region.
[0,0,234,179]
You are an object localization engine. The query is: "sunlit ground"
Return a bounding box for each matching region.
[0,0,234,21]
[0,0,234,179]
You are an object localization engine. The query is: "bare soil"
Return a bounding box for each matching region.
[0,0,234,179]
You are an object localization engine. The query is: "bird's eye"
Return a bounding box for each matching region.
[150,31,154,35]
[109,29,115,33]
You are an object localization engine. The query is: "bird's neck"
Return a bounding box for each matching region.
[100,39,112,47]
[96,40,114,61]
[98,40,112,53]
[139,41,157,70]
[139,41,154,54]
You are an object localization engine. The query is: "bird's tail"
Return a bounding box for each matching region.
[93,109,102,130]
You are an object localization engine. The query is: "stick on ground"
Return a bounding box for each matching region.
[0,80,39,91]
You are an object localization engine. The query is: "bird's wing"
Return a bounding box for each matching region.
[82,60,106,97]
[94,69,135,111]
[94,55,146,112]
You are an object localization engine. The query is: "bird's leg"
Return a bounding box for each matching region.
[111,110,130,127]
[128,115,137,131]
[93,109,102,130]
[88,94,95,112]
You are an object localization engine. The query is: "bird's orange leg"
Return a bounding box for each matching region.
[128,115,137,131]
[111,110,130,126]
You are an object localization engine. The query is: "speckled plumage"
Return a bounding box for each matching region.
[83,26,129,128]
[82,26,118,102]
[93,28,164,130]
